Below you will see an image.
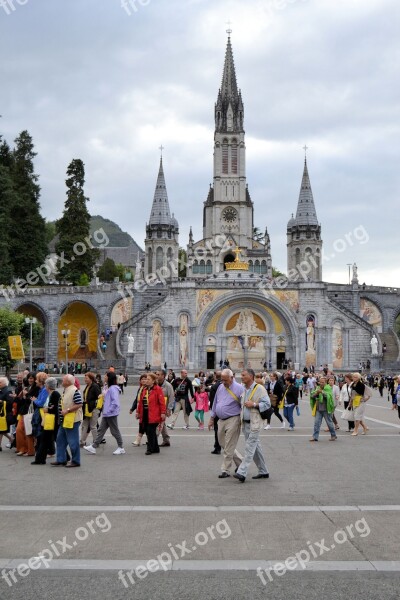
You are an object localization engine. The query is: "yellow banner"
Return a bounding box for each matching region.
[8,336,25,360]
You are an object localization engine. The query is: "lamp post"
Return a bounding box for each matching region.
[61,326,70,374]
[25,317,37,372]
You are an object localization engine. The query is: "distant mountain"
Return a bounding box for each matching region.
[48,216,143,255]
[90,216,143,251]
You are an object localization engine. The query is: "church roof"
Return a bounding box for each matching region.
[291,159,319,227]
[148,157,177,228]
[220,36,239,102]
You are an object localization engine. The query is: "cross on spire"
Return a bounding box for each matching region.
[303,144,308,160]
[226,20,232,36]
[159,144,164,157]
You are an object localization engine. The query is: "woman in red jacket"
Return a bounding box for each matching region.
[136,373,166,455]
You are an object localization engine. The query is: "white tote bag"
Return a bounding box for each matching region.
[23,403,34,436]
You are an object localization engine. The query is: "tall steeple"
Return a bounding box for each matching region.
[186,35,271,280]
[215,35,244,133]
[148,157,172,226]
[145,154,179,277]
[294,158,319,226]
[287,155,322,281]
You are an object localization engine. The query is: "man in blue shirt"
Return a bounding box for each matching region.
[208,369,244,478]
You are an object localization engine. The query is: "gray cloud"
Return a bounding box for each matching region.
[0,0,399,285]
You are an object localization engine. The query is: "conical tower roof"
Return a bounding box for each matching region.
[293,159,319,227]
[148,158,173,226]
[220,36,239,102]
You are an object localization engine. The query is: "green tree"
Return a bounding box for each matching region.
[44,221,57,246]
[0,166,15,284]
[97,258,118,282]
[178,248,187,278]
[9,131,47,278]
[0,308,24,373]
[272,266,286,278]
[55,159,99,284]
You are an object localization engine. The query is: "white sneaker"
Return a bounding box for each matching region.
[166,424,174,430]
[113,447,126,455]
[83,445,96,454]
[288,426,294,431]
[263,424,271,430]
[281,422,286,428]
[182,425,189,430]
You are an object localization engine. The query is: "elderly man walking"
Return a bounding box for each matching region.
[51,374,83,467]
[233,369,270,483]
[208,369,244,478]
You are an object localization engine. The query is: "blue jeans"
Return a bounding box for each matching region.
[312,410,336,440]
[284,405,295,428]
[56,422,81,465]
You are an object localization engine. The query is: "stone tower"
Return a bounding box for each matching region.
[144,157,179,278]
[287,157,322,281]
[187,35,272,278]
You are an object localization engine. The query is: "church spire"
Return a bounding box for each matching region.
[294,158,319,227]
[148,157,173,226]
[215,34,244,132]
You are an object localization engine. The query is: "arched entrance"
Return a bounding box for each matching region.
[57,302,99,363]
[197,292,298,371]
[15,303,46,362]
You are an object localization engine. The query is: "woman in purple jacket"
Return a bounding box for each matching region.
[83,371,125,455]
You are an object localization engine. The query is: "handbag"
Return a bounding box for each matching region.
[0,402,7,432]
[63,411,75,428]
[270,393,278,408]
[341,407,354,421]
[23,403,34,436]
[296,405,300,416]
[43,413,55,431]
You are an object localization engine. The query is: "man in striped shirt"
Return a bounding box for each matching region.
[51,375,83,468]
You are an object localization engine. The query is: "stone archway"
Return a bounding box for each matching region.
[15,303,47,362]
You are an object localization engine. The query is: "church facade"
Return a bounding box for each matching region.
[128,36,398,373]
[1,37,399,373]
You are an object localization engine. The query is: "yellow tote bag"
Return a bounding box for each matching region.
[0,402,7,432]
[44,413,55,431]
[63,411,75,429]
[311,402,317,417]
[96,394,104,410]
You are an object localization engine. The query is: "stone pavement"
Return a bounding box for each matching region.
[0,387,399,599]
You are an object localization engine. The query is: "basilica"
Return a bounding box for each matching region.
[128,36,398,373]
[3,37,399,373]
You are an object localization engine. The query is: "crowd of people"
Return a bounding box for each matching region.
[0,366,399,479]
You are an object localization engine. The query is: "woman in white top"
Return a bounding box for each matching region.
[339,373,355,432]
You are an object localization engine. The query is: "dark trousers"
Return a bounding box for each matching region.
[214,416,221,451]
[344,400,354,430]
[267,405,283,425]
[35,430,54,464]
[143,409,159,453]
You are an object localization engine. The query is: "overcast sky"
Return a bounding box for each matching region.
[1,0,399,285]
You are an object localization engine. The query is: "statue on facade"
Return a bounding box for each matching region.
[127,333,135,354]
[370,334,378,355]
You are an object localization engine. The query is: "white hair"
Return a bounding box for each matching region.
[0,377,9,387]
[221,368,233,378]
[63,374,75,385]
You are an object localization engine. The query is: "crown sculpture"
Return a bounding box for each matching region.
[225,246,249,271]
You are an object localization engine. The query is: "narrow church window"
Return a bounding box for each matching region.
[222,140,228,174]
[231,140,238,174]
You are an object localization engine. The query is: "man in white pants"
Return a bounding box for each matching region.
[233,369,270,483]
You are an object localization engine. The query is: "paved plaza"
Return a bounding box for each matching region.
[1,386,399,599]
